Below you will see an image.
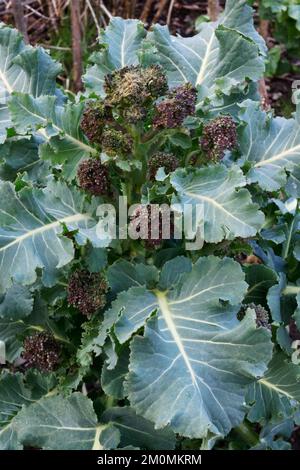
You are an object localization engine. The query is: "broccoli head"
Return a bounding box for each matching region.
[147,152,179,181]
[22,332,61,372]
[153,83,197,129]
[104,65,168,123]
[80,101,112,144]
[67,269,108,317]
[239,303,271,330]
[77,159,110,196]
[101,128,133,157]
[130,204,174,248]
[201,116,237,161]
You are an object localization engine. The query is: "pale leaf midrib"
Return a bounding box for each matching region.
[184,191,253,230]
[196,31,215,86]
[155,291,199,388]
[0,69,13,94]
[258,378,296,400]
[14,101,97,156]
[254,144,300,168]
[92,425,105,450]
[0,213,91,252]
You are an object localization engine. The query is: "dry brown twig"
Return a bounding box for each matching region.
[153,0,168,23]
[86,0,101,35]
[71,0,82,92]
[207,0,221,22]
[140,0,154,23]
[166,0,176,25]
[11,0,29,42]
[258,2,271,110]
[124,0,135,18]
[100,1,112,20]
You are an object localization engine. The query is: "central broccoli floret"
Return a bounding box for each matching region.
[104,65,168,123]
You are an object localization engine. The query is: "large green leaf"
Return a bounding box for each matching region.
[101,407,175,450]
[0,179,102,293]
[220,0,267,54]
[14,393,105,450]
[0,371,56,450]
[83,3,264,103]
[107,259,158,295]
[0,374,108,450]
[244,265,278,306]
[83,17,146,96]
[114,256,249,342]
[0,136,48,184]
[171,165,264,243]
[109,256,273,439]
[8,93,96,180]
[238,100,300,191]
[101,345,130,399]
[142,0,264,103]
[0,24,61,143]
[247,353,300,424]
[8,391,174,450]
[0,284,33,320]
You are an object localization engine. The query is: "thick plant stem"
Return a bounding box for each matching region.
[27,325,72,346]
[234,422,259,448]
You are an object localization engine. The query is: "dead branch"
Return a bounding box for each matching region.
[86,0,101,36]
[207,0,221,22]
[167,0,176,25]
[11,0,29,43]
[71,0,82,92]
[153,0,168,23]
[259,78,270,111]
[100,1,112,20]
[140,0,154,23]
[258,7,270,110]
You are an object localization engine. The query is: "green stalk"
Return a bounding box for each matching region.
[105,395,116,409]
[234,422,259,448]
[27,325,72,346]
[130,125,147,194]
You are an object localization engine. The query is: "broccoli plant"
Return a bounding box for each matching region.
[0,0,300,451]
